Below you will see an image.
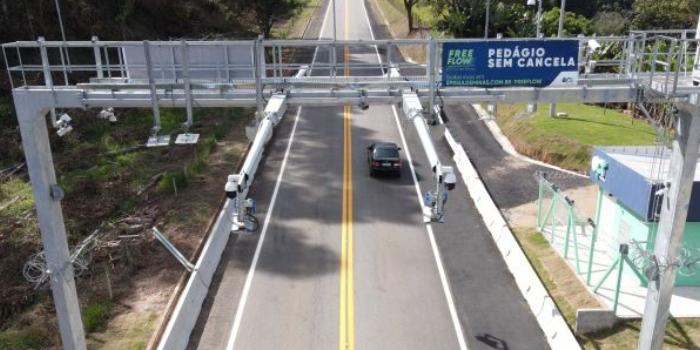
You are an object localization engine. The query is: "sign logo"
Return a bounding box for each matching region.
[446,48,475,67]
[441,40,579,88]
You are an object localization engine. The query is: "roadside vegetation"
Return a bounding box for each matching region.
[493,103,657,172]
[514,227,700,349]
[0,0,322,348]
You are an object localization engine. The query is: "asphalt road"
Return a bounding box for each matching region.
[189,1,551,349]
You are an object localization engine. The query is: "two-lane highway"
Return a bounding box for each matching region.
[189,0,550,349]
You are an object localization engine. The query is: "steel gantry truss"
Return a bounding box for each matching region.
[5,32,700,350]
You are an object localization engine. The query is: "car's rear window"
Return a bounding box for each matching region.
[374,147,399,158]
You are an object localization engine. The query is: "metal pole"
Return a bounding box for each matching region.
[428,37,437,117]
[484,0,491,39]
[143,40,161,134]
[638,101,700,350]
[91,36,103,79]
[536,0,542,38]
[13,91,86,350]
[332,0,337,42]
[181,40,193,129]
[549,0,566,117]
[53,0,71,70]
[587,188,604,285]
[255,36,265,121]
[38,37,58,128]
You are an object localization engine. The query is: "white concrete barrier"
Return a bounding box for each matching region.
[157,200,235,350]
[445,129,581,349]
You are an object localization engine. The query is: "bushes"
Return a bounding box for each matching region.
[83,302,112,333]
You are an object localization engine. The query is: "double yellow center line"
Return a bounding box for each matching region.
[339,0,355,348]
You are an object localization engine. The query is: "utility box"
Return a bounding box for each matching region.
[590,146,700,286]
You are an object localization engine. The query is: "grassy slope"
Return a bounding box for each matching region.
[0,107,253,349]
[495,103,657,171]
[514,227,700,349]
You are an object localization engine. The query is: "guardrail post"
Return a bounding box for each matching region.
[92,36,103,79]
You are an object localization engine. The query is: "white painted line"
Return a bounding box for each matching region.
[359,0,385,71]
[227,4,331,346]
[391,105,468,350]
[225,106,303,350]
[310,0,334,69]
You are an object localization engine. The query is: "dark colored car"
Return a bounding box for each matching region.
[367,142,402,177]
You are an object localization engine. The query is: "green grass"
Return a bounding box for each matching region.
[513,226,700,349]
[0,328,49,349]
[271,0,320,39]
[84,302,112,333]
[495,103,657,171]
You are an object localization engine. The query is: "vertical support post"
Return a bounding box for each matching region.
[564,204,572,258]
[613,244,628,315]
[588,187,604,285]
[427,37,437,118]
[255,36,265,121]
[144,40,161,134]
[92,36,103,79]
[550,195,557,243]
[13,91,86,350]
[180,40,193,130]
[639,101,700,350]
[537,176,544,227]
[484,0,491,39]
[549,0,566,118]
[38,37,58,128]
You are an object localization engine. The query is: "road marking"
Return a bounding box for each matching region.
[340,104,355,350]
[359,0,384,66]
[224,106,303,350]
[391,105,469,350]
[224,0,335,347]
[339,1,355,349]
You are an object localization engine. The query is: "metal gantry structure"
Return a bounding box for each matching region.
[4,32,700,349]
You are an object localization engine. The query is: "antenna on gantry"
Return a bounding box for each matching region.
[175,40,200,145]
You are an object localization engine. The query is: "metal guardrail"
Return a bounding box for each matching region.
[4,33,700,99]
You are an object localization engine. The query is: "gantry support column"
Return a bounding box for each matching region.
[638,101,700,350]
[13,89,86,350]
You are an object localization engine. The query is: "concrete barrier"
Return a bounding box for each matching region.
[444,126,581,349]
[576,309,616,335]
[157,200,235,350]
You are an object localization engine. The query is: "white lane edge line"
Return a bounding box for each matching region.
[226,1,333,346]
[310,0,334,64]
[225,106,303,350]
[359,0,385,72]
[391,105,469,350]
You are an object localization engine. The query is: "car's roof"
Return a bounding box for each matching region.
[373,142,399,149]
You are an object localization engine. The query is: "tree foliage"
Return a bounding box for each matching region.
[541,7,592,36]
[632,0,700,30]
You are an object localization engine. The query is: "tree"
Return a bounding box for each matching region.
[430,0,488,37]
[541,7,592,36]
[593,11,629,35]
[632,0,700,30]
[403,0,420,32]
[236,0,303,38]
